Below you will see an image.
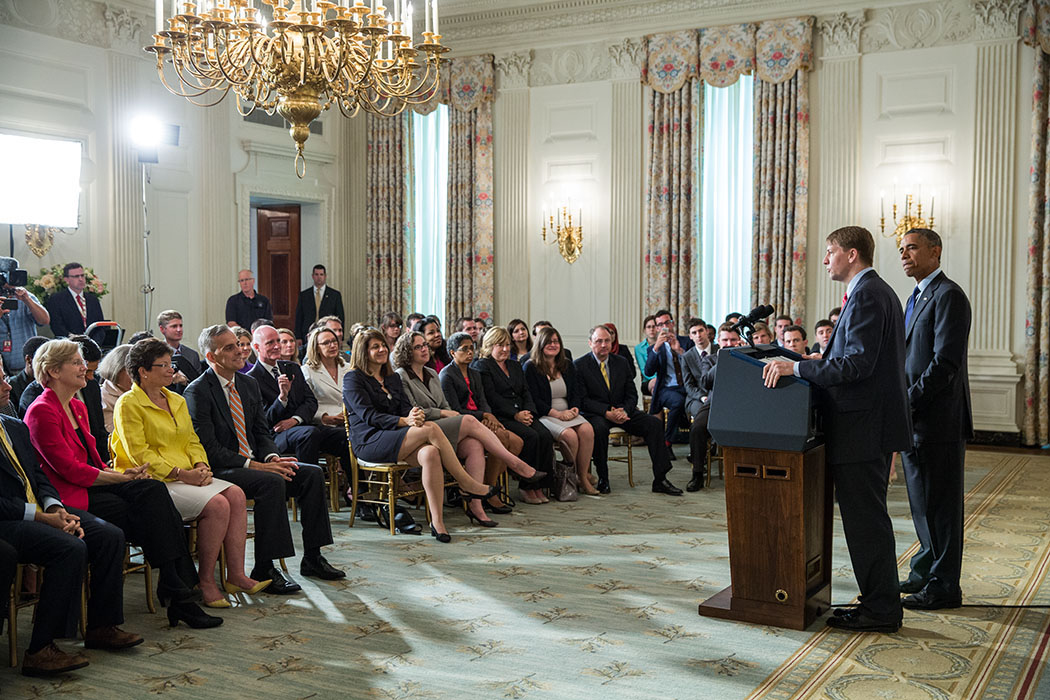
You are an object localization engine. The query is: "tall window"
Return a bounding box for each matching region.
[412,105,449,317]
[699,75,754,324]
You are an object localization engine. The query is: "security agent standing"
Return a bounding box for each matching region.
[897,228,972,610]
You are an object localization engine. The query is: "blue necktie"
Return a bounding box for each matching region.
[904,287,920,327]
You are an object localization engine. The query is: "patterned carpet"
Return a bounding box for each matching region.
[2,449,1048,699]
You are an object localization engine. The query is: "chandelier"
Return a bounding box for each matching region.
[879,190,935,248]
[541,205,583,264]
[146,0,448,177]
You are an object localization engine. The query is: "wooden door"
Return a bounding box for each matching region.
[256,205,301,330]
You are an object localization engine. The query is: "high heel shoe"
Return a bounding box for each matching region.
[465,510,498,528]
[223,579,271,596]
[483,499,513,515]
[203,597,232,609]
[429,524,452,543]
[167,601,223,629]
[517,470,548,487]
[460,484,500,501]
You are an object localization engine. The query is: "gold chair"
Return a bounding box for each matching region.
[320,452,344,513]
[122,544,155,614]
[705,438,724,488]
[607,428,635,488]
[7,564,41,667]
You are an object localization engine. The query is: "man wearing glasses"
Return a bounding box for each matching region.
[46,262,103,339]
[225,270,272,331]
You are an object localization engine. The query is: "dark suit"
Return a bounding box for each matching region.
[8,369,31,413]
[472,357,555,473]
[439,364,492,420]
[682,346,715,418]
[523,360,582,418]
[900,271,972,596]
[0,415,123,651]
[46,289,104,339]
[294,286,345,341]
[575,352,672,483]
[688,351,719,478]
[797,269,912,621]
[184,369,332,563]
[644,336,691,442]
[169,344,202,395]
[342,370,411,463]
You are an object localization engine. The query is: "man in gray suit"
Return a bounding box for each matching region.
[897,228,972,610]
[682,317,717,420]
[764,226,912,633]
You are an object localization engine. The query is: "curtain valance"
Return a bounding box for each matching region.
[411,54,494,115]
[1025,0,1050,53]
[643,16,812,92]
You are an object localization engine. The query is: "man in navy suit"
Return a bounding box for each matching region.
[185,325,342,597]
[293,264,345,343]
[644,309,692,450]
[764,226,912,633]
[897,228,972,610]
[576,325,680,495]
[46,262,104,339]
[158,309,202,395]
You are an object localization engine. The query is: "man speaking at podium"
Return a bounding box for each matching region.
[762,226,912,633]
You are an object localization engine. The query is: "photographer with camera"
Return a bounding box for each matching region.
[0,257,50,373]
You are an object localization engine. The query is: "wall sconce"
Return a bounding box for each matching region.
[880,187,935,248]
[541,205,583,264]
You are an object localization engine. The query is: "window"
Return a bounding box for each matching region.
[699,75,754,323]
[411,105,449,317]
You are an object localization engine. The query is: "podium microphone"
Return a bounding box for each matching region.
[731,304,774,333]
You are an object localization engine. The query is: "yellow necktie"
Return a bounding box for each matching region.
[314,288,322,321]
[0,424,39,511]
[600,361,610,389]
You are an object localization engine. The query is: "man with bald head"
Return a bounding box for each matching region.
[225,269,272,330]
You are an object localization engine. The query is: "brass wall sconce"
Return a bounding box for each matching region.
[880,190,935,248]
[541,206,583,264]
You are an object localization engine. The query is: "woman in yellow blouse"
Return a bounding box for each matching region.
[111,338,269,608]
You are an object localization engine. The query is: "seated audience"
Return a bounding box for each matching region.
[8,335,48,414]
[248,325,351,497]
[524,327,597,495]
[127,330,153,345]
[532,320,573,361]
[342,328,498,542]
[158,310,201,394]
[300,326,353,492]
[634,315,658,396]
[812,319,834,355]
[405,312,425,330]
[682,317,715,421]
[472,327,555,505]
[185,326,343,592]
[395,331,543,526]
[644,309,691,449]
[0,362,141,676]
[782,324,808,356]
[111,338,268,609]
[380,312,404,352]
[277,328,299,363]
[24,338,218,628]
[454,316,479,344]
[507,318,532,362]
[687,323,744,491]
[440,332,523,514]
[829,306,841,326]
[751,322,774,345]
[773,315,792,346]
[578,325,680,495]
[413,316,451,374]
[98,344,134,433]
[232,326,254,374]
[310,315,347,355]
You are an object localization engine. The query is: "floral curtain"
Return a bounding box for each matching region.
[1023,0,1050,446]
[643,30,701,322]
[700,23,755,87]
[366,112,413,324]
[445,55,495,324]
[750,17,812,323]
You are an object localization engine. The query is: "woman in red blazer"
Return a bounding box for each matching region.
[24,339,220,629]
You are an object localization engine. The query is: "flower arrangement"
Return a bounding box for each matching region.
[26,264,109,301]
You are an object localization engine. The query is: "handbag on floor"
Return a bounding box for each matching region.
[552,459,579,502]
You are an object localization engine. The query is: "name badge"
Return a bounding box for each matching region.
[2,340,10,353]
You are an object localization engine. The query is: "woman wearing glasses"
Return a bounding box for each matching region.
[300,326,353,490]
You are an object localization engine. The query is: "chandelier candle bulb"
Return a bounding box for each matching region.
[155,0,164,33]
[432,0,438,35]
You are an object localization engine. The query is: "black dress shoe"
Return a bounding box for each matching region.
[902,588,962,610]
[300,555,346,580]
[899,578,926,594]
[251,566,302,595]
[596,478,611,494]
[686,475,705,492]
[483,500,513,515]
[652,479,683,496]
[167,601,223,629]
[826,609,901,633]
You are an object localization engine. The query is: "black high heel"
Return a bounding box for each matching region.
[464,510,498,528]
[460,484,500,501]
[167,601,223,629]
[483,499,513,515]
[517,470,548,487]
[429,524,452,543]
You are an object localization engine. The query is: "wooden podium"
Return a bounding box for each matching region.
[698,443,831,630]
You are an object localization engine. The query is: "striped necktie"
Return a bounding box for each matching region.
[227,381,252,458]
[0,423,39,510]
[76,293,87,324]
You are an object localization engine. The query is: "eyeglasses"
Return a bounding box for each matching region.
[151,363,176,370]
[318,339,340,347]
[454,345,475,353]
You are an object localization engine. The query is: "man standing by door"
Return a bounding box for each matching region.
[293,265,344,344]
[225,270,272,330]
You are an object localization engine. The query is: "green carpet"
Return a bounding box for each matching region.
[2,449,1043,699]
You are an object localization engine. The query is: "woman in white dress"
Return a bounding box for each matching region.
[301,326,351,428]
[523,326,598,495]
[110,338,269,608]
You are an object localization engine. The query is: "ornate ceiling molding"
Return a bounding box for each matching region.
[972,0,1023,41]
[494,51,533,90]
[818,11,865,57]
[531,41,611,87]
[862,0,975,52]
[608,37,645,81]
[103,4,145,54]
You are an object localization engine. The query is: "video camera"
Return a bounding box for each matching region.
[0,269,28,287]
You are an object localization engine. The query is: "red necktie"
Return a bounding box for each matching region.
[76,293,87,324]
[841,292,848,307]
